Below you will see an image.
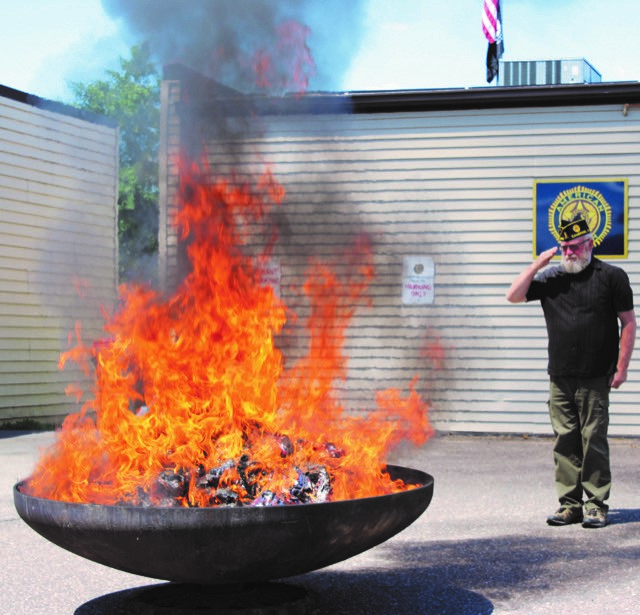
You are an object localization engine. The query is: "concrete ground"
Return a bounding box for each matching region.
[2,430,640,614]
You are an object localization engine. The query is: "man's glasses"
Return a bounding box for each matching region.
[559,237,590,253]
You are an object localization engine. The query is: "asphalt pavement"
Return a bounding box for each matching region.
[2,430,640,615]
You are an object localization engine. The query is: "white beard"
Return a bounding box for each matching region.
[562,252,591,274]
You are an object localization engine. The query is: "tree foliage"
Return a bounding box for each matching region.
[70,43,160,283]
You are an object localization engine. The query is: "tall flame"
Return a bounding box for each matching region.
[25,157,433,507]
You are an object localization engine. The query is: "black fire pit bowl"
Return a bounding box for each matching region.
[14,465,433,585]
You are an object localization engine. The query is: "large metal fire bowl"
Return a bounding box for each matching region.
[14,465,433,585]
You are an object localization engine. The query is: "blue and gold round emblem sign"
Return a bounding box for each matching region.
[548,185,612,247]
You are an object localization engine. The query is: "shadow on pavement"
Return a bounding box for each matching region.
[0,430,47,439]
[63,523,640,615]
[296,532,640,613]
[75,580,492,615]
[71,530,640,614]
[608,508,640,525]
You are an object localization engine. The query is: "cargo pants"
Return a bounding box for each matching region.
[548,375,611,511]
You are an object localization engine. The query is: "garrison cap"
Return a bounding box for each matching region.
[559,216,590,241]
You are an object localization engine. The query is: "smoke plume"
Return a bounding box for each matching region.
[101,0,368,93]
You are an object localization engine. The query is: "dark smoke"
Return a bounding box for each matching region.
[101,0,368,93]
[102,0,374,298]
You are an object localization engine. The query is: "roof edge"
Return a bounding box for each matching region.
[173,80,640,118]
[0,83,117,128]
[343,81,640,113]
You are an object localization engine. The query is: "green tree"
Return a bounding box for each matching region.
[70,43,160,284]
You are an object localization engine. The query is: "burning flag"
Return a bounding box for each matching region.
[482,0,504,83]
[24,156,433,508]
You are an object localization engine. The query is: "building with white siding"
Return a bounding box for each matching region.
[160,65,640,436]
[0,85,119,427]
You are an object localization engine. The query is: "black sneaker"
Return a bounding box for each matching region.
[546,507,583,526]
[582,506,608,528]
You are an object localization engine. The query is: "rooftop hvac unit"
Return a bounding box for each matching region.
[498,58,602,87]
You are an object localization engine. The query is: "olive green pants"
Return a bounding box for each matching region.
[548,376,611,511]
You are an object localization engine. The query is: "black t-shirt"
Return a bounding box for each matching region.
[526,257,634,378]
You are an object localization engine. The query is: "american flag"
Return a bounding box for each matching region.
[482,0,504,83]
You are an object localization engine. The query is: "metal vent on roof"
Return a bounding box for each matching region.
[498,59,602,87]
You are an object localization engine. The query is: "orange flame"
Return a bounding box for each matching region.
[25,157,433,507]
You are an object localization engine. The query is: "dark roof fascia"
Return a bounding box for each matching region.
[177,81,640,118]
[0,83,117,128]
[345,81,640,114]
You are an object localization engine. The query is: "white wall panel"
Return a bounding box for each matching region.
[0,93,118,425]
[161,77,640,435]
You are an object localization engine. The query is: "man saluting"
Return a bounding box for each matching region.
[506,216,636,528]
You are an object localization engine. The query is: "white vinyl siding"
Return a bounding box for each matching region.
[0,93,118,425]
[161,80,640,435]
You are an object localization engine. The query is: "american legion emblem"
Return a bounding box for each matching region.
[534,178,627,258]
[548,185,612,247]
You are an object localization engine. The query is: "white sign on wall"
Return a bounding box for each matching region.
[402,256,435,305]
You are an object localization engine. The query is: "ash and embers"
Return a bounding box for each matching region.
[151,436,338,507]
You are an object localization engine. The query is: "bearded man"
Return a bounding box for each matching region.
[506,216,636,528]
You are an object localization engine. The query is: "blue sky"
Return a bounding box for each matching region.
[1,0,640,102]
